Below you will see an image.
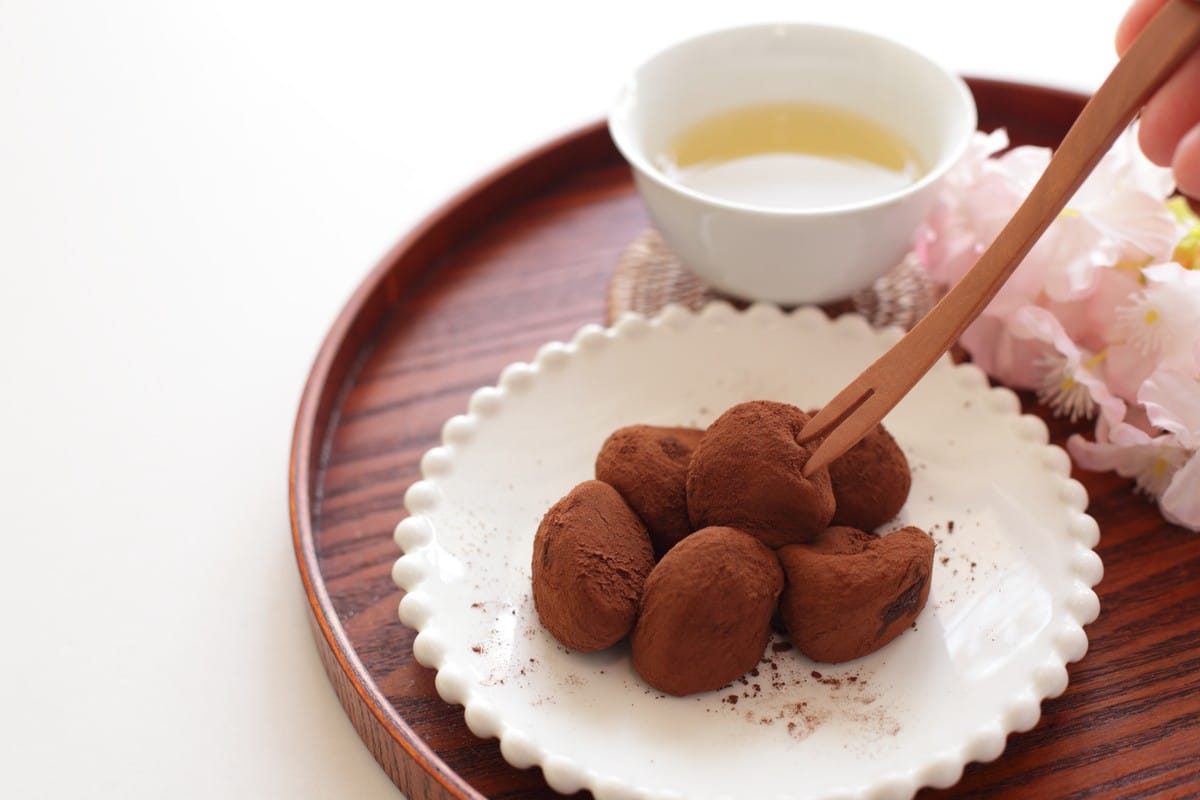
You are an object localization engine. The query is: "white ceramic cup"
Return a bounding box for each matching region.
[609,23,977,305]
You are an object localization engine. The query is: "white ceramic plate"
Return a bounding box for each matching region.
[392,303,1102,800]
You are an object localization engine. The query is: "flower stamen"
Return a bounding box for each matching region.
[1115,293,1168,355]
[1130,449,1189,498]
[1035,354,1098,422]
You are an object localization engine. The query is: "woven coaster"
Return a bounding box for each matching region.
[606,228,941,331]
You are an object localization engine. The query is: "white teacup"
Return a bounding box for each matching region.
[609,23,977,305]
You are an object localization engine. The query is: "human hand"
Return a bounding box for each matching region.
[1118,0,1200,195]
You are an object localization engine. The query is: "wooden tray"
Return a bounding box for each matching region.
[289,78,1200,800]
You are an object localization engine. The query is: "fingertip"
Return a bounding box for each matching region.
[1116,0,1171,54]
[1137,111,1176,167]
[1172,124,1200,199]
[1137,48,1200,168]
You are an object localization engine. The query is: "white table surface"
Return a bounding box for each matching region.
[0,2,1133,797]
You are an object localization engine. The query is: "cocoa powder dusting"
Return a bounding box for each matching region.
[779,526,935,663]
[686,402,834,548]
[708,657,900,743]
[827,421,912,531]
[631,527,784,697]
[596,425,703,558]
[526,397,935,738]
[531,480,655,652]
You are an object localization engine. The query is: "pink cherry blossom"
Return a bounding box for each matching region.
[1008,305,1125,424]
[917,127,1179,310]
[1141,369,1200,449]
[1066,125,1180,265]
[1071,369,1200,528]
[1068,423,1190,506]
[916,128,1016,285]
[1115,262,1200,363]
[956,312,1050,390]
[907,125,1200,531]
[1161,456,1200,528]
[1048,264,1144,354]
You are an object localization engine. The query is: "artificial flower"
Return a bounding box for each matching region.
[1008,305,1125,424]
[1068,423,1190,509]
[1069,368,1200,528]
[1115,262,1200,361]
[909,124,1200,530]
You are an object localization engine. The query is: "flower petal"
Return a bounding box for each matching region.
[1032,215,1114,302]
[1086,190,1181,263]
[1068,427,1187,497]
[1140,369,1200,448]
[1160,453,1200,530]
[959,313,1052,390]
[1009,305,1079,357]
[1103,343,1157,404]
[1067,433,1131,473]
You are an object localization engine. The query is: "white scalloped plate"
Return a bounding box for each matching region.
[393,303,1102,800]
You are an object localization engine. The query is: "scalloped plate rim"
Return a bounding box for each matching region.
[393,301,1103,800]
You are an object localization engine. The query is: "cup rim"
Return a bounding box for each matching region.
[607,21,978,218]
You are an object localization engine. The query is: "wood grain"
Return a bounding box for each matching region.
[289,78,1200,800]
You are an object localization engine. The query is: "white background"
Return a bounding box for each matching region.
[0,1,1134,797]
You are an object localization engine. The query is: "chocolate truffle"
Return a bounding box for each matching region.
[631,526,784,697]
[686,400,835,548]
[827,421,912,531]
[778,525,934,663]
[595,424,704,558]
[532,480,655,652]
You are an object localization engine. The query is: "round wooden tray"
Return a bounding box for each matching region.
[289,78,1200,800]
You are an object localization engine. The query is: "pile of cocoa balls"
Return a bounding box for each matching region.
[531,400,934,697]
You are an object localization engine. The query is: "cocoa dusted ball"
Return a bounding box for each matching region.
[827,421,912,531]
[531,480,655,652]
[595,424,704,558]
[631,526,784,697]
[686,401,835,548]
[778,525,934,663]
